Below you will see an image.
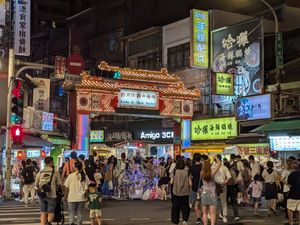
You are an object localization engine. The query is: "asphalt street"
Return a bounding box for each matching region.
[0,199,296,225]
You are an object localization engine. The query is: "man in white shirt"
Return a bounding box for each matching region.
[213,155,232,223]
[249,155,261,179]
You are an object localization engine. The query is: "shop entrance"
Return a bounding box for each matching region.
[71,62,200,157]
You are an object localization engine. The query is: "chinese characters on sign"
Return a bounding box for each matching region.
[119,89,158,109]
[26,149,41,158]
[191,117,237,140]
[55,56,66,79]
[270,136,300,151]
[236,143,270,155]
[14,0,31,56]
[215,73,234,95]
[191,9,209,68]
[236,94,271,121]
[90,130,104,143]
[212,19,262,96]
[42,112,54,131]
[33,78,50,112]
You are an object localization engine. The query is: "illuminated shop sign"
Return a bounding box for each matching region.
[191,117,237,140]
[42,112,54,131]
[215,73,234,95]
[236,94,271,121]
[119,89,158,109]
[90,130,104,143]
[26,150,41,158]
[270,136,300,151]
[106,131,133,142]
[236,143,270,155]
[135,128,174,141]
[191,9,209,68]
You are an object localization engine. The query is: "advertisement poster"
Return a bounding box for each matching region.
[190,9,209,68]
[212,18,263,96]
[215,72,234,95]
[237,143,270,155]
[270,136,300,151]
[236,94,272,121]
[33,78,50,112]
[14,0,31,56]
[90,130,104,143]
[119,89,158,109]
[191,117,237,140]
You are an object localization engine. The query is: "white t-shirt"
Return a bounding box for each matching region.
[251,161,261,179]
[64,172,89,202]
[213,164,232,184]
[281,169,291,193]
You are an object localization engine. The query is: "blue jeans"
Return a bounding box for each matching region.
[68,202,84,225]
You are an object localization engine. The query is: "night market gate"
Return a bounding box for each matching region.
[70,61,200,156]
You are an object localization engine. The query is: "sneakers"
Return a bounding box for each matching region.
[222,217,228,223]
[196,218,202,224]
[182,221,188,225]
[234,217,240,221]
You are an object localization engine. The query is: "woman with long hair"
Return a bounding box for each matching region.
[262,161,279,216]
[201,155,221,225]
[64,161,89,225]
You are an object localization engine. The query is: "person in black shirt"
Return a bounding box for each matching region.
[287,160,300,225]
[189,153,202,224]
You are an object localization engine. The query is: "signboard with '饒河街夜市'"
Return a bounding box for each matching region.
[119,89,158,109]
[190,9,209,68]
[191,117,237,140]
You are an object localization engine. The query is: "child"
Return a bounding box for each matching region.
[87,183,103,225]
[247,174,263,215]
[94,168,103,192]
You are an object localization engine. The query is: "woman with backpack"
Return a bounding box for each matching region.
[201,155,221,225]
[170,158,192,225]
[262,161,279,216]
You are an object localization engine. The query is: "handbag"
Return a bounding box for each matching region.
[215,182,224,196]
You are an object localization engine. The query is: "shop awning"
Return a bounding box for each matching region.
[183,144,229,153]
[41,135,71,146]
[251,119,300,134]
[0,133,53,148]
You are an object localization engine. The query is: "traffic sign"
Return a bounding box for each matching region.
[67,54,84,75]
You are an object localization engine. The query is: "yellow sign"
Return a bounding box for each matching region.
[191,9,209,68]
[237,143,270,155]
[216,73,234,95]
[191,117,237,140]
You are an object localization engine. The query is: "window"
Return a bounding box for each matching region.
[137,52,160,70]
[167,43,190,71]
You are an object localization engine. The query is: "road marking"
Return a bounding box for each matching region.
[241,219,265,223]
[130,218,151,221]
[0,211,67,216]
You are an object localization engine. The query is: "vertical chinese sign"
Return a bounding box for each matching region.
[55,56,66,79]
[14,0,31,56]
[190,9,209,68]
[33,78,50,112]
[212,18,263,96]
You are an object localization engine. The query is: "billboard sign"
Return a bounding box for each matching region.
[214,72,234,95]
[190,9,209,68]
[90,130,104,143]
[191,117,237,140]
[212,18,263,96]
[236,143,270,155]
[134,128,174,141]
[270,136,300,151]
[119,89,158,109]
[14,0,31,56]
[236,94,272,121]
[42,112,54,131]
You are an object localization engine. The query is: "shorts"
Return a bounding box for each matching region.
[90,209,102,218]
[287,199,300,211]
[39,197,56,213]
[252,197,261,203]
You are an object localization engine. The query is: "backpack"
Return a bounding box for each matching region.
[23,166,35,184]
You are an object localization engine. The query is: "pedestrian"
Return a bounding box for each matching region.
[35,156,61,225]
[281,159,292,218]
[262,161,279,216]
[242,161,252,204]
[247,174,263,215]
[18,160,26,200]
[235,155,245,205]
[64,161,89,225]
[213,154,231,223]
[286,160,300,225]
[21,159,36,207]
[224,161,239,221]
[62,151,77,181]
[248,155,260,179]
[170,158,192,225]
[201,155,221,225]
[189,153,202,224]
[158,161,168,201]
[87,183,103,225]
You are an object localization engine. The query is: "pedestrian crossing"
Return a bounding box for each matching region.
[0,201,91,225]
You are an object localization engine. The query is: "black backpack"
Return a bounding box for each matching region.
[23,166,35,184]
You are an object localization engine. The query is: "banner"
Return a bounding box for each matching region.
[237,143,270,155]
[14,0,31,56]
[191,117,237,140]
[33,78,50,112]
[212,18,263,96]
[190,9,209,68]
[236,94,272,121]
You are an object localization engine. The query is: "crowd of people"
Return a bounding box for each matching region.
[12,150,300,225]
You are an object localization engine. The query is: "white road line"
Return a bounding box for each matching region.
[130,218,151,221]
[0,211,67,216]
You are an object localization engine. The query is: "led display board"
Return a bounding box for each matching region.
[90,130,105,143]
[270,136,300,151]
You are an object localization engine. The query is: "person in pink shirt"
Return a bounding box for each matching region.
[247,174,263,215]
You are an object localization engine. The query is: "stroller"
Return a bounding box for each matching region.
[53,187,65,225]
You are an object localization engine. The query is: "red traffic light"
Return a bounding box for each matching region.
[11,125,23,145]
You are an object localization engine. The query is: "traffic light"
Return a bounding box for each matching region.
[11,125,23,145]
[96,69,122,79]
[11,80,24,124]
